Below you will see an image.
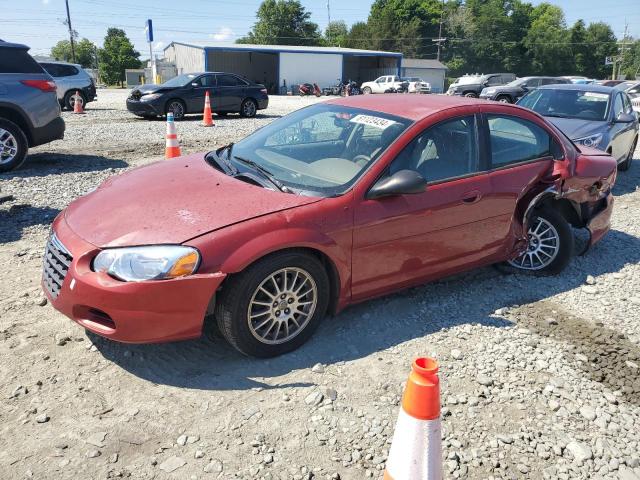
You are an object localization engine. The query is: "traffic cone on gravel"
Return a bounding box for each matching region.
[72,91,85,114]
[165,112,182,159]
[383,357,443,480]
[202,91,214,127]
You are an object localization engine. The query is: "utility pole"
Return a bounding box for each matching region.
[435,0,445,61]
[618,22,629,80]
[65,0,76,63]
[327,0,332,45]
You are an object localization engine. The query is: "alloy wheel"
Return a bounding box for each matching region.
[0,128,18,165]
[508,217,560,271]
[243,101,256,117]
[168,101,184,119]
[247,267,318,345]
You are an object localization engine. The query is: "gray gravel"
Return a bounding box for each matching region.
[1,89,639,480]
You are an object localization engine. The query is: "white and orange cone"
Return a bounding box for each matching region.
[384,357,443,480]
[164,112,181,159]
[72,90,85,114]
[202,91,214,127]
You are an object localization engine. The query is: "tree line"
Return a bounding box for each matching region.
[238,0,640,80]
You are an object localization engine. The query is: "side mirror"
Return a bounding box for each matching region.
[191,82,199,87]
[615,112,636,123]
[366,170,428,200]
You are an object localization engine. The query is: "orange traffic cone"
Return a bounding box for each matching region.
[202,91,214,127]
[383,357,443,480]
[165,112,181,159]
[72,91,85,114]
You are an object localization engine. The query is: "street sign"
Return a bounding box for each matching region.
[145,19,153,43]
[605,56,614,66]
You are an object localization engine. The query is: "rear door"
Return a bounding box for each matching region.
[215,74,247,111]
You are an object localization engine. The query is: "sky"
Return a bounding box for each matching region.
[1,0,638,60]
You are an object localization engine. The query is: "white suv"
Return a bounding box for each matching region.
[39,61,97,110]
[361,75,406,94]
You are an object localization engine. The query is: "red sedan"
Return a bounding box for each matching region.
[43,95,617,357]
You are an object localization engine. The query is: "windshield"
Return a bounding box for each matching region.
[505,78,527,87]
[226,104,412,197]
[518,89,610,121]
[162,73,198,88]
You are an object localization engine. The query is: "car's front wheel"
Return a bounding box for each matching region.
[507,208,573,275]
[362,87,372,94]
[464,92,478,98]
[496,95,512,103]
[165,99,186,120]
[618,136,637,171]
[0,119,28,173]
[214,251,330,357]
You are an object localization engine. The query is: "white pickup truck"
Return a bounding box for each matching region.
[361,75,407,94]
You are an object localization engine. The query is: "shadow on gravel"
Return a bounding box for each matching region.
[0,204,60,243]
[94,229,640,392]
[1,153,128,179]
[612,158,639,196]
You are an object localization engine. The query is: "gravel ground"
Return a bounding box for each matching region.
[1,89,639,480]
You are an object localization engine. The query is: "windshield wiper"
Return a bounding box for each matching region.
[232,155,293,193]
[206,144,238,175]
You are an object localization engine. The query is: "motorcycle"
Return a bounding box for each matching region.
[299,83,322,97]
[323,79,344,96]
[340,80,361,96]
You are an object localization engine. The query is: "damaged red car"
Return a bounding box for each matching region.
[42,95,617,357]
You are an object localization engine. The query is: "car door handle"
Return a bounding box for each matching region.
[461,190,482,204]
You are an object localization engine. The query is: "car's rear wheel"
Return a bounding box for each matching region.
[496,95,512,103]
[0,119,28,173]
[214,251,330,357]
[507,208,573,275]
[165,99,186,120]
[240,98,257,118]
[464,92,478,98]
[64,90,85,111]
[618,136,637,171]
[362,87,372,95]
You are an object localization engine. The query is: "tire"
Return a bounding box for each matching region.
[362,87,372,95]
[240,98,257,118]
[214,251,330,357]
[506,207,573,275]
[165,99,186,120]
[64,90,85,111]
[618,136,637,172]
[464,92,478,98]
[0,119,28,173]
[496,95,512,103]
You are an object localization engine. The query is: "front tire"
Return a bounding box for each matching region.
[464,92,478,98]
[215,251,330,357]
[362,87,372,95]
[165,99,186,120]
[496,95,512,103]
[0,119,28,173]
[618,136,637,171]
[507,208,573,275]
[240,98,257,118]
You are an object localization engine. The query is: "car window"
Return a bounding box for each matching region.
[613,94,625,118]
[621,93,633,114]
[519,89,610,121]
[487,76,502,86]
[216,74,243,87]
[375,77,385,83]
[0,48,44,74]
[389,116,479,183]
[524,78,541,87]
[60,64,79,76]
[41,63,78,77]
[488,115,552,167]
[199,75,216,87]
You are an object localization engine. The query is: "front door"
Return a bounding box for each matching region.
[183,74,217,113]
[352,114,505,300]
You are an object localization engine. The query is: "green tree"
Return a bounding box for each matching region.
[583,22,619,79]
[237,0,321,46]
[98,28,141,86]
[622,39,640,80]
[325,20,348,47]
[344,22,371,50]
[51,38,97,68]
[523,3,571,75]
[568,20,588,75]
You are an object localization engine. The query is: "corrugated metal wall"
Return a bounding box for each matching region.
[279,53,343,89]
[401,67,446,93]
[207,51,278,93]
[164,44,205,75]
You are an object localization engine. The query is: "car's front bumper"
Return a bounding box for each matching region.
[126,98,164,117]
[586,192,614,248]
[42,215,226,344]
[479,94,495,100]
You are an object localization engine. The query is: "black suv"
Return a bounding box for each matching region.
[0,40,65,172]
[479,76,572,103]
[447,73,516,98]
[126,72,269,120]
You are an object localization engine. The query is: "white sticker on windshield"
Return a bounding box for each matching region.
[349,114,396,130]
[583,92,609,100]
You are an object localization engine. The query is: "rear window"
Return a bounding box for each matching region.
[0,47,44,74]
[41,63,79,77]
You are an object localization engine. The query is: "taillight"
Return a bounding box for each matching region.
[260,88,268,94]
[20,79,57,92]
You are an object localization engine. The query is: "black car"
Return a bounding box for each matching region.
[446,73,516,98]
[126,72,269,120]
[479,76,571,103]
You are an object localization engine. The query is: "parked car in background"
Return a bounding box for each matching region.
[598,80,627,87]
[518,84,638,170]
[401,77,431,94]
[480,76,571,103]
[126,72,269,120]
[447,73,516,97]
[361,75,407,94]
[39,61,96,111]
[563,76,596,85]
[45,95,617,357]
[0,40,64,172]
[620,82,640,113]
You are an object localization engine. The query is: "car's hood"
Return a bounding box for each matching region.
[131,84,173,95]
[487,86,522,94]
[64,153,321,248]
[544,117,607,140]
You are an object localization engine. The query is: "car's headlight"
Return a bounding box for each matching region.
[93,246,200,282]
[574,133,604,148]
[140,93,162,102]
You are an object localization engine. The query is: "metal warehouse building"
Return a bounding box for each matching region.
[164,42,403,94]
[400,58,448,94]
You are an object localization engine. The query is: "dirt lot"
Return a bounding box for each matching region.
[1,89,639,480]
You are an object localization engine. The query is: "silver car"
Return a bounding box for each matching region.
[518,84,638,171]
[38,61,96,111]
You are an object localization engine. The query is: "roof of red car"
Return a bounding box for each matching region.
[325,94,488,121]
